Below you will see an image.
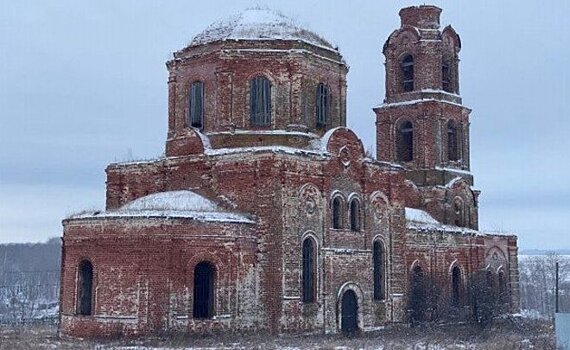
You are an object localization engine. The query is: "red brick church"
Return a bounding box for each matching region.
[59,5,519,337]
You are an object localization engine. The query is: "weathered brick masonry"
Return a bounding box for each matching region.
[60,6,519,338]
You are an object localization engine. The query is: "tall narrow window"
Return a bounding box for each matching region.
[401,55,414,92]
[189,81,204,128]
[332,196,343,229]
[250,76,272,126]
[409,265,425,323]
[397,121,413,162]
[442,60,451,92]
[447,120,459,161]
[451,266,462,306]
[77,260,93,316]
[373,241,385,300]
[302,238,316,303]
[316,83,330,128]
[349,198,360,231]
[193,262,214,319]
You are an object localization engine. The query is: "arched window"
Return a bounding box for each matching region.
[396,121,414,162]
[453,197,464,227]
[250,75,272,126]
[316,83,330,128]
[401,55,414,92]
[373,241,385,300]
[332,196,343,229]
[302,238,316,303]
[76,260,93,316]
[451,266,462,306]
[189,81,204,129]
[447,120,460,161]
[193,262,214,319]
[442,60,451,92]
[349,198,360,231]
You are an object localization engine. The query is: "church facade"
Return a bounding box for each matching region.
[59,6,519,338]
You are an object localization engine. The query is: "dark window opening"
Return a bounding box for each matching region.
[451,266,462,306]
[302,238,316,303]
[250,76,272,126]
[189,81,204,129]
[409,265,426,323]
[316,83,330,128]
[401,55,414,92]
[77,260,93,316]
[332,197,343,229]
[447,120,459,161]
[442,61,451,92]
[373,241,385,300]
[193,262,214,319]
[349,199,360,231]
[397,121,413,162]
[341,290,358,334]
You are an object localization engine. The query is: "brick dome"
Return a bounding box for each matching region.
[190,7,334,49]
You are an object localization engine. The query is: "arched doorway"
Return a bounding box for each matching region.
[193,262,214,319]
[341,290,358,334]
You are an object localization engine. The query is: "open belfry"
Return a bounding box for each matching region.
[59,5,519,337]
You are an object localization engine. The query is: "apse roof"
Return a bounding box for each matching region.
[190,7,334,50]
[67,190,254,224]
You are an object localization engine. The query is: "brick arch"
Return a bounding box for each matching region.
[442,25,461,50]
[409,259,425,273]
[385,26,421,49]
[300,230,320,248]
[448,259,465,276]
[186,253,226,283]
[336,282,365,332]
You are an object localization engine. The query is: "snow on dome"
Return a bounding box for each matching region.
[122,190,218,212]
[69,191,254,224]
[190,7,334,50]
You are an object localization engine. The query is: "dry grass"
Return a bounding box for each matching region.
[0,318,556,350]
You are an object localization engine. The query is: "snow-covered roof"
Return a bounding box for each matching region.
[190,7,334,51]
[405,207,480,235]
[123,191,218,211]
[68,191,254,224]
[405,208,441,225]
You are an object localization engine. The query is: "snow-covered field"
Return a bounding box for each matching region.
[0,318,555,350]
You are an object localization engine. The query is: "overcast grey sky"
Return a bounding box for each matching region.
[0,1,568,250]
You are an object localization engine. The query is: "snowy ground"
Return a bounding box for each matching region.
[0,318,556,350]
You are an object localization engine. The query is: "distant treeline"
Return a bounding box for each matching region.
[0,238,61,324]
[520,249,570,256]
[0,237,61,273]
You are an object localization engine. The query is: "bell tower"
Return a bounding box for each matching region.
[375,5,472,186]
